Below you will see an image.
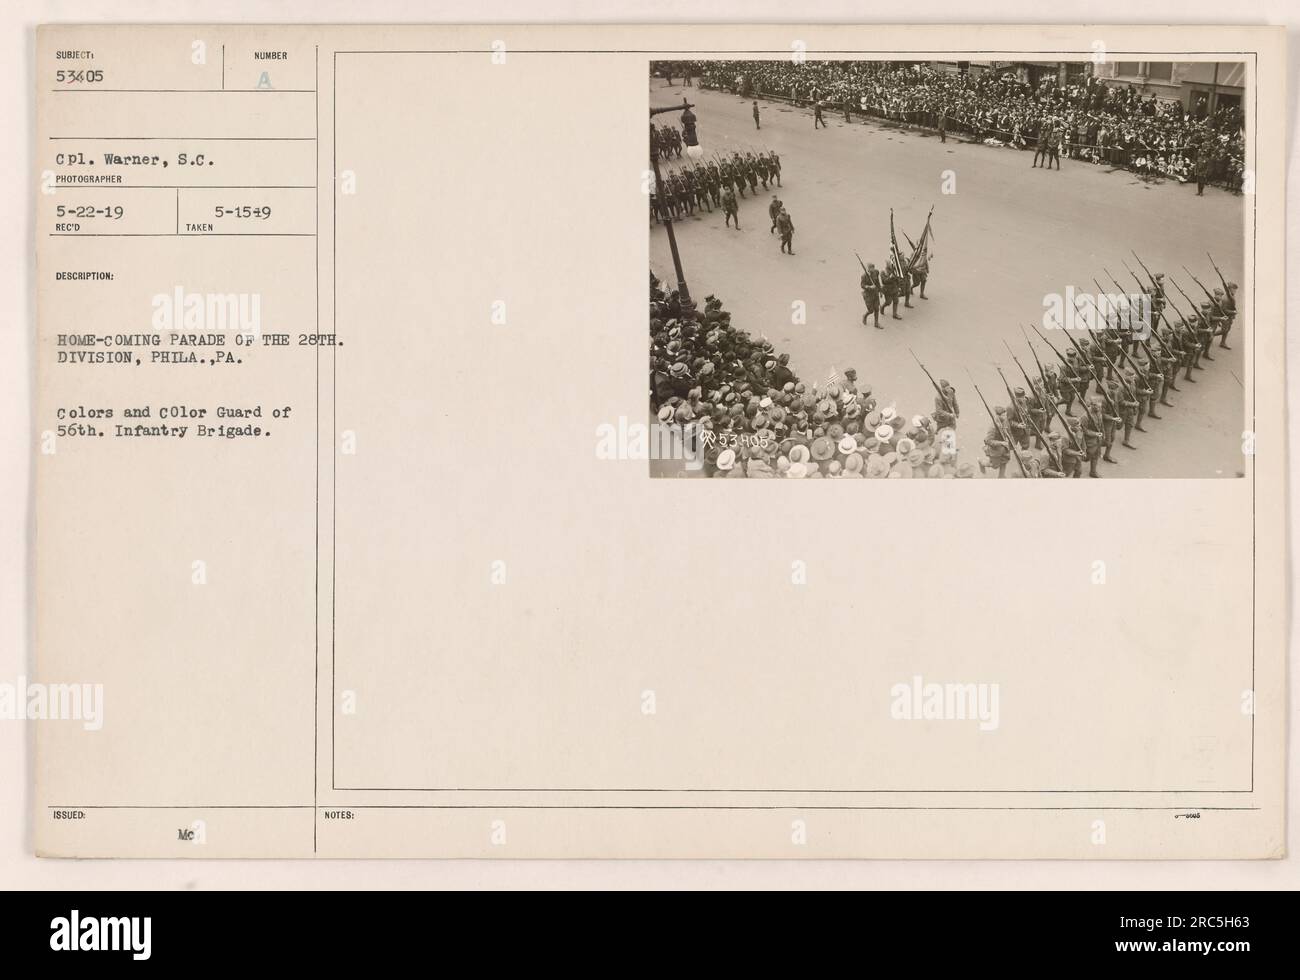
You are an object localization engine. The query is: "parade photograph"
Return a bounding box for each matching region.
[648,57,1248,479]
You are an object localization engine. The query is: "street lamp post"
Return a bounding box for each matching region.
[650,98,702,307]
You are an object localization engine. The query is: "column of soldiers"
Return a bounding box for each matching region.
[976,263,1238,478]
[651,124,683,161]
[650,150,783,225]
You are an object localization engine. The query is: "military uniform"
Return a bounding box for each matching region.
[1032,125,1054,168]
[1148,275,1167,338]
[911,250,931,300]
[1196,304,1216,362]
[690,169,711,213]
[1087,341,1108,396]
[983,413,1012,478]
[1218,283,1238,349]
[777,210,795,254]
[881,267,903,320]
[679,173,696,215]
[728,156,746,198]
[1060,419,1085,477]
[1206,305,1226,357]
[934,381,959,430]
[1139,361,1162,420]
[1103,331,1123,381]
[1041,365,1061,405]
[722,188,739,229]
[1042,433,1067,477]
[860,267,883,329]
[1118,377,1140,448]
[1161,339,1180,399]
[1100,380,1121,463]
[1060,352,1084,413]
[1025,384,1048,449]
[1194,150,1210,195]
[1082,401,1106,477]
[1007,388,1032,451]
[1177,319,1200,381]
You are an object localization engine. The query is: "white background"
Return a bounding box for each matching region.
[2,0,1297,888]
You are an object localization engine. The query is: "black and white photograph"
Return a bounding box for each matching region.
[649,57,1248,478]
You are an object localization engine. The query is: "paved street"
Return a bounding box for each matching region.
[650,78,1247,477]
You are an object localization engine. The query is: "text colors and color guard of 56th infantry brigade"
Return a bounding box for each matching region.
[647,62,1244,480]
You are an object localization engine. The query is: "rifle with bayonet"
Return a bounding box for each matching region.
[967,371,1028,478]
[1050,315,1137,407]
[1077,322,1141,402]
[1029,325,1088,419]
[997,357,1063,472]
[1182,264,1225,315]
[1167,275,1207,335]
[1206,252,1234,302]
[1065,296,1139,398]
[1029,324,1092,449]
[1089,279,1151,378]
[1130,249,1203,337]
[1101,265,1156,344]
[909,348,955,417]
[1090,275,1132,349]
[1007,338,1077,451]
[1029,326,1109,459]
[1101,270,1178,381]
[1118,261,1178,361]
[997,366,1047,465]
[1021,328,1062,405]
[1131,250,1161,292]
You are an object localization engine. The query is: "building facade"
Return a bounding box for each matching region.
[930,59,1245,119]
[1092,61,1245,117]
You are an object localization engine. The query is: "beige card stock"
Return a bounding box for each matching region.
[33,24,1286,858]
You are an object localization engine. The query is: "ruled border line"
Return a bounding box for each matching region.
[325,48,1259,801]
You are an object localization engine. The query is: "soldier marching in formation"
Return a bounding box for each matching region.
[650,150,783,225]
[854,209,935,330]
[860,263,884,330]
[776,208,795,255]
[881,265,904,320]
[960,253,1240,478]
[767,194,784,234]
[857,249,931,327]
[651,123,682,160]
[722,186,739,229]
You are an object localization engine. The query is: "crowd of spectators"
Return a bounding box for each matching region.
[694,61,1244,190]
[650,273,984,479]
